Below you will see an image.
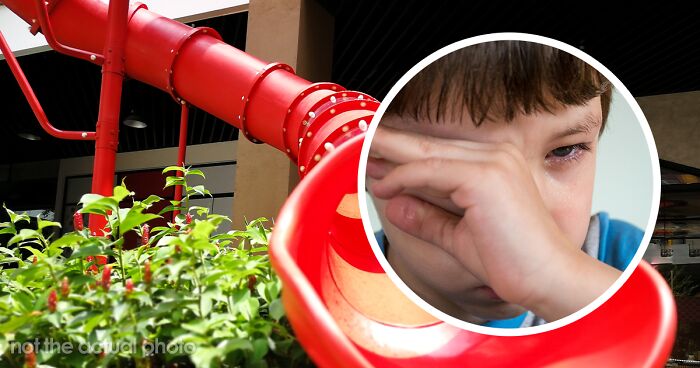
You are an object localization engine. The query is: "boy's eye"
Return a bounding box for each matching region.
[546,143,591,164]
[550,146,576,157]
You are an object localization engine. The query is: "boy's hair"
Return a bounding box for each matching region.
[387,41,612,130]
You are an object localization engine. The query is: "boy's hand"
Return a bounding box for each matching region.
[367,126,621,321]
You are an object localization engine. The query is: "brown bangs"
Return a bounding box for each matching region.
[386,41,612,129]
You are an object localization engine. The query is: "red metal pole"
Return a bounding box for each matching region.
[172,103,189,220]
[0,30,96,141]
[88,0,130,233]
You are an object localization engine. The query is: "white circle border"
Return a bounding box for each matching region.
[357,32,661,337]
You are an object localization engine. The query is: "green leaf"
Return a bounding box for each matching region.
[234,290,259,320]
[37,218,61,231]
[0,257,21,265]
[45,312,61,328]
[200,285,221,318]
[8,229,42,246]
[113,302,129,322]
[201,270,226,284]
[247,217,269,229]
[246,219,270,246]
[192,221,216,239]
[0,334,7,355]
[164,176,186,189]
[64,274,95,288]
[189,185,211,197]
[117,206,130,221]
[141,194,163,207]
[167,333,209,348]
[119,210,160,237]
[200,296,213,318]
[162,166,187,175]
[190,206,210,216]
[69,244,112,259]
[12,291,34,313]
[78,193,103,206]
[166,260,190,282]
[152,246,173,264]
[49,233,85,248]
[131,291,153,307]
[4,205,30,225]
[218,338,253,355]
[157,205,184,215]
[0,227,16,236]
[0,247,16,257]
[182,320,209,335]
[10,266,47,285]
[21,244,42,255]
[256,281,267,302]
[269,299,284,321]
[83,313,105,333]
[252,338,269,362]
[56,301,84,315]
[0,314,31,333]
[79,195,118,215]
[68,311,103,333]
[247,298,260,319]
[206,214,230,228]
[190,239,218,252]
[264,278,281,302]
[187,169,206,178]
[190,346,220,368]
[151,226,172,233]
[157,235,184,248]
[113,185,134,203]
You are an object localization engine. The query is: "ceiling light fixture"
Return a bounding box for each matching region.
[18,132,41,141]
[122,113,147,129]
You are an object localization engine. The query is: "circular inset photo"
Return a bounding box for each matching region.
[358,33,660,335]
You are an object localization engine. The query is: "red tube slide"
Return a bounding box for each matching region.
[2,0,376,176]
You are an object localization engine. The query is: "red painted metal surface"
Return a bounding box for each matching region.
[0,30,96,141]
[1,0,370,177]
[0,1,678,366]
[33,0,105,65]
[271,134,678,368]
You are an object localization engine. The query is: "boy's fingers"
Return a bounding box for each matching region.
[384,194,470,260]
[402,188,465,216]
[371,159,476,203]
[368,155,464,215]
[370,126,493,164]
[366,157,395,180]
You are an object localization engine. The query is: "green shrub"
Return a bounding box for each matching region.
[0,167,310,368]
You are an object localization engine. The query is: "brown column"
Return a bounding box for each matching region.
[637,91,700,168]
[232,0,334,229]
